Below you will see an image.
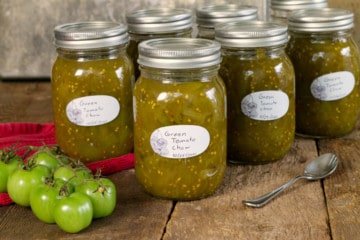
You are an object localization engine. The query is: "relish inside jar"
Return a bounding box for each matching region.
[286,8,360,138]
[133,38,227,200]
[52,22,134,163]
[215,21,295,164]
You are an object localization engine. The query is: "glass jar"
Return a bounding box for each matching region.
[215,21,295,164]
[133,38,227,200]
[286,8,360,138]
[52,21,134,163]
[126,8,193,80]
[196,4,258,39]
[270,0,328,23]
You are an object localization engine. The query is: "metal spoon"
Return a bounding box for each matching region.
[243,153,338,208]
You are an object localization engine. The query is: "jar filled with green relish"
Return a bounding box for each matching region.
[215,21,295,164]
[52,22,134,163]
[196,4,258,39]
[126,8,193,80]
[133,38,227,200]
[270,0,328,23]
[286,8,360,138]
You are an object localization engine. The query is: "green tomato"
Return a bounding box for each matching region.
[0,154,23,193]
[30,179,69,224]
[7,165,51,206]
[29,146,70,170]
[54,165,92,187]
[75,178,117,218]
[53,192,93,233]
[31,151,60,170]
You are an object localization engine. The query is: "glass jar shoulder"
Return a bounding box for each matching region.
[286,34,360,81]
[287,34,360,62]
[220,48,295,91]
[135,74,224,98]
[134,75,226,125]
[52,54,133,90]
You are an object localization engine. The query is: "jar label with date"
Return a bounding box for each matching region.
[150,125,210,159]
[310,71,355,101]
[66,95,120,126]
[241,90,289,121]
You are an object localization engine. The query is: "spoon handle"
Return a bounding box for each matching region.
[243,175,304,208]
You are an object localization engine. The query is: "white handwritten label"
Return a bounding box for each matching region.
[310,71,355,101]
[241,90,289,121]
[66,95,120,126]
[150,125,210,159]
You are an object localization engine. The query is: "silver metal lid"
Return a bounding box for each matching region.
[138,38,221,69]
[288,8,354,32]
[196,4,258,28]
[271,0,328,11]
[215,21,288,48]
[126,8,193,34]
[54,21,129,49]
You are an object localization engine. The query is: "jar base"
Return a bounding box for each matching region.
[295,130,354,139]
[227,158,281,165]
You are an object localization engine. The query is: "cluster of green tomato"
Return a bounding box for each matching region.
[0,145,117,233]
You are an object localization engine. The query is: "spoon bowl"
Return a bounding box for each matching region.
[303,153,338,180]
[243,153,338,208]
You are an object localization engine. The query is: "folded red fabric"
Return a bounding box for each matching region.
[0,122,135,206]
[0,122,56,155]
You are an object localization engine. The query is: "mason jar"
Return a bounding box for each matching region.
[52,21,134,163]
[215,21,295,164]
[270,0,328,23]
[196,4,258,39]
[133,38,227,200]
[126,8,193,80]
[286,8,360,138]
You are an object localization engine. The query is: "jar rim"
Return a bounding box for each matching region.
[271,0,328,11]
[215,21,288,48]
[288,8,354,32]
[138,38,221,69]
[54,21,129,49]
[196,4,258,27]
[126,8,193,33]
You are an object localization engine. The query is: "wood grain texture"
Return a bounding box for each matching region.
[0,81,53,123]
[318,139,360,240]
[164,139,331,240]
[1,81,359,239]
[0,170,173,239]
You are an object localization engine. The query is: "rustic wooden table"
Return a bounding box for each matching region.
[0,80,359,239]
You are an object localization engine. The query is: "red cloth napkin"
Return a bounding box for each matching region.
[0,122,134,206]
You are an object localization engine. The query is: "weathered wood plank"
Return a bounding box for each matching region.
[0,169,173,239]
[164,138,330,240]
[318,139,360,240]
[2,81,360,239]
[0,81,53,123]
[0,81,173,239]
